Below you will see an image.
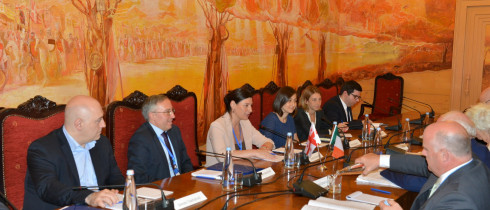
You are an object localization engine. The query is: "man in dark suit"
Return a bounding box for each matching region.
[322,80,363,130]
[127,94,193,183]
[380,110,490,192]
[24,95,124,209]
[356,121,490,209]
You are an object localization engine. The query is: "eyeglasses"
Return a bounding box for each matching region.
[152,108,176,115]
[351,94,362,100]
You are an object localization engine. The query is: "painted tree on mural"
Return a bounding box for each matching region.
[233,0,305,86]
[71,0,122,106]
[197,0,235,139]
[299,0,330,83]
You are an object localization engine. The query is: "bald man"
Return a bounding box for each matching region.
[480,86,490,104]
[24,96,124,209]
[356,122,490,210]
[380,111,490,192]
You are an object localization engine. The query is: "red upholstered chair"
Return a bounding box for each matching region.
[358,73,404,120]
[240,83,261,129]
[297,80,313,100]
[106,91,148,174]
[0,96,65,209]
[316,79,338,107]
[166,85,201,168]
[260,81,281,120]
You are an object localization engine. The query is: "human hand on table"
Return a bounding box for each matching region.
[85,189,119,208]
[354,153,380,175]
[379,199,402,210]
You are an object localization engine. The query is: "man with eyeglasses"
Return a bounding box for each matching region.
[322,80,363,130]
[128,94,193,183]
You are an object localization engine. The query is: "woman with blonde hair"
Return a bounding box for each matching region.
[294,85,331,141]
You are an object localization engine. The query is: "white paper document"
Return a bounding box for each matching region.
[356,169,401,188]
[301,196,375,210]
[273,148,303,154]
[309,152,324,162]
[137,187,173,199]
[346,191,388,206]
[301,142,329,148]
[191,169,222,180]
[349,139,362,148]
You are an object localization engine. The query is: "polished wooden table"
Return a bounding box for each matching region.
[153,112,424,209]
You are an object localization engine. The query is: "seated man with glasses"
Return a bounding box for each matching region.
[322,80,363,130]
[128,94,193,183]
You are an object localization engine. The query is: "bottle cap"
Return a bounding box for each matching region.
[405,118,410,121]
[377,127,381,131]
[333,121,337,125]
[365,114,369,117]
[126,169,134,176]
[426,112,430,115]
[226,147,232,151]
[287,132,292,137]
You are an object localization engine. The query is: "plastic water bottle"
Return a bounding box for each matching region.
[362,114,371,154]
[222,147,235,191]
[123,169,138,210]
[373,127,383,154]
[401,118,411,151]
[284,132,295,169]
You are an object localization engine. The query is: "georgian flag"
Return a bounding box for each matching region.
[305,123,321,157]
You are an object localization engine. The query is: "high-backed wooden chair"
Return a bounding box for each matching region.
[240,83,261,129]
[106,91,148,174]
[316,78,338,107]
[335,77,345,94]
[297,80,313,100]
[0,96,65,209]
[358,73,404,120]
[260,81,280,120]
[166,85,201,168]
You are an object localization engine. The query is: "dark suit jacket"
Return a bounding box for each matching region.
[127,122,193,183]
[389,154,490,210]
[381,138,490,192]
[294,108,331,141]
[322,95,362,129]
[24,127,124,210]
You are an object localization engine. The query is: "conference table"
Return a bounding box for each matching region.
[150,112,425,210]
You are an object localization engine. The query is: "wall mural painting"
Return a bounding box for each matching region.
[483,24,490,90]
[0,0,455,142]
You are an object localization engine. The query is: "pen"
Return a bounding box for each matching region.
[195,176,221,180]
[371,188,391,194]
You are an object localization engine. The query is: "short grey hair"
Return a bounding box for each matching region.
[465,103,490,132]
[438,111,477,137]
[142,94,169,121]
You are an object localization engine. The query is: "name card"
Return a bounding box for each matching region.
[259,167,275,180]
[313,175,332,189]
[174,191,207,210]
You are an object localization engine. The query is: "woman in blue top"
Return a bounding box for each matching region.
[260,86,298,147]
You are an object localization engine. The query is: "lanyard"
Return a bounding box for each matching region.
[158,136,180,175]
[232,125,243,150]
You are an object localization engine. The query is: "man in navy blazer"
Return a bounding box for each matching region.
[127,94,193,183]
[380,111,490,192]
[322,80,363,130]
[24,96,124,209]
[356,122,490,209]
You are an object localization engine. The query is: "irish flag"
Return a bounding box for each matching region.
[330,123,344,158]
[305,123,321,157]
